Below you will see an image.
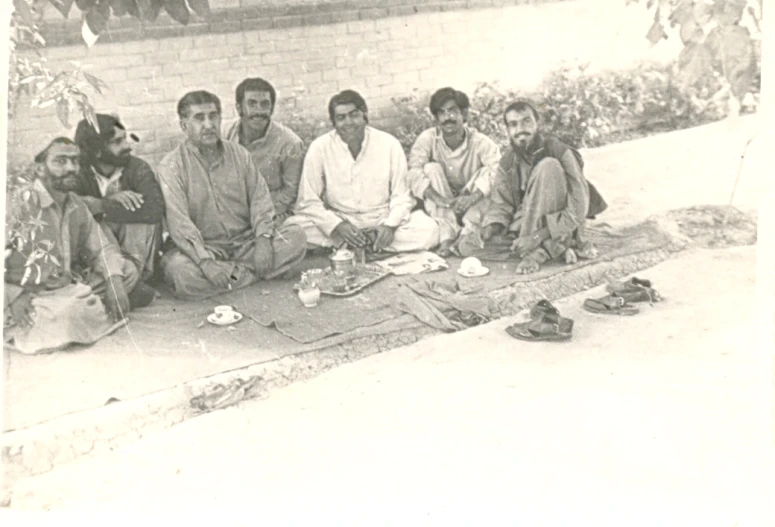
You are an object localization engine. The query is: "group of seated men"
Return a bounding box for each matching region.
[5,77,606,341]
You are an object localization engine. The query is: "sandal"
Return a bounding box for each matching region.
[529,299,560,320]
[506,313,574,342]
[582,294,640,316]
[606,277,662,304]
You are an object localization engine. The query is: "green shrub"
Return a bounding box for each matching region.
[390,61,733,153]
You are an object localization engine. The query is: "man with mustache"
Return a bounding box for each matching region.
[287,90,439,253]
[73,114,164,292]
[223,77,304,225]
[480,100,607,274]
[407,87,501,256]
[157,90,307,300]
[4,138,153,354]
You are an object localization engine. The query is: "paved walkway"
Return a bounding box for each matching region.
[8,245,773,525]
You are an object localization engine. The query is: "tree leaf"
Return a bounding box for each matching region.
[48,0,76,18]
[85,0,110,35]
[715,0,746,26]
[706,25,756,97]
[75,0,98,9]
[141,0,163,21]
[679,16,703,44]
[110,0,127,16]
[82,71,105,94]
[646,19,667,45]
[677,42,714,88]
[13,0,37,29]
[668,0,692,27]
[81,17,100,46]
[691,0,714,26]
[164,0,190,25]
[56,98,71,128]
[187,0,209,16]
[124,0,140,17]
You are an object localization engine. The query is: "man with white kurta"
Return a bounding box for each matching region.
[287,90,439,253]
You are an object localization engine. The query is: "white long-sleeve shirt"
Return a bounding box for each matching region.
[293,126,415,236]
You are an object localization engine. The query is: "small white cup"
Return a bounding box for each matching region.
[214,305,234,316]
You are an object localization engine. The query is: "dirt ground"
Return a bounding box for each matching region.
[6,244,772,526]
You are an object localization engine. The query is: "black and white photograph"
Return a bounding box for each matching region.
[0,0,773,523]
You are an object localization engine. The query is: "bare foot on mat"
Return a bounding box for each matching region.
[564,248,578,265]
[516,255,540,274]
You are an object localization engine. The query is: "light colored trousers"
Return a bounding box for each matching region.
[421,162,490,244]
[160,223,307,300]
[101,221,162,281]
[285,210,440,252]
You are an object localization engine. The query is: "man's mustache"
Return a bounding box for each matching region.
[442,120,456,126]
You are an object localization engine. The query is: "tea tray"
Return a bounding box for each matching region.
[297,264,392,297]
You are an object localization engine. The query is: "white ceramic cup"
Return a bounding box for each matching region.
[214,305,234,315]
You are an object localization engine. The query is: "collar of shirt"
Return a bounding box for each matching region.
[333,126,371,161]
[92,165,124,197]
[433,126,470,157]
[32,178,77,218]
[185,139,225,170]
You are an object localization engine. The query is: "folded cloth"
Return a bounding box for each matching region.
[395,278,498,331]
[4,282,125,355]
[375,251,449,275]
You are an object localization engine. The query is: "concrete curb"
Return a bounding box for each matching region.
[1,228,689,494]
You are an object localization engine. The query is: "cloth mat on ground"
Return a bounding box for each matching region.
[214,218,683,343]
[213,255,400,344]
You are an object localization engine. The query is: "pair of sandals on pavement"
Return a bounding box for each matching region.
[505,277,662,342]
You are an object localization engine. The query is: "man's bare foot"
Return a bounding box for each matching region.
[516,255,540,274]
[575,242,599,260]
[435,240,454,257]
[563,248,578,264]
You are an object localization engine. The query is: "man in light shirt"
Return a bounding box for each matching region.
[223,77,304,225]
[287,90,439,253]
[73,114,164,290]
[157,91,306,300]
[408,88,501,256]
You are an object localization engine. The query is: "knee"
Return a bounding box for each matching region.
[413,211,441,249]
[533,158,564,180]
[160,250,197,286]
[121,257,140,290]
[278,224,307,254]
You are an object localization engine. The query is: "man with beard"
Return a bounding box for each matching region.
[480,100,607,274]
[287,90,439,253]
[407,87,501,256]
[223,77,304,225]
[4,138,154,354]
[73,114,165,286]
[157,91,307,300]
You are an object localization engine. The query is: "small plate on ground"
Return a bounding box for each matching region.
[457,267,490,278]
[207,312,243,326]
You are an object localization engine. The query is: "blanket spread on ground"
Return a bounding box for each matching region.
[212,218,680,343]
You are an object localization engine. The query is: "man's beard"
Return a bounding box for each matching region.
[50,173,79,192]
[100,149,131,167]
[512,133,536,154]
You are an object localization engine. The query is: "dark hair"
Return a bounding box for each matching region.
[177,90,222,119]
[73,114,126,166]
[328,90,368,124]
[503,99,540,123]
[429,87,470,117]
[235,77,276,109]
[34,137,77,164]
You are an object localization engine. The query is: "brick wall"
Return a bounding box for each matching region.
[8,0,678,167]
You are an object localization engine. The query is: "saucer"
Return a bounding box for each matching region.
[457,266,490,278]
[207,311,243,326]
